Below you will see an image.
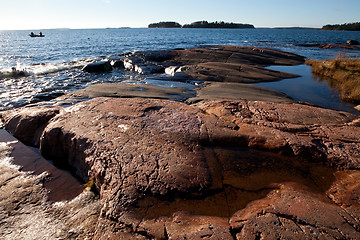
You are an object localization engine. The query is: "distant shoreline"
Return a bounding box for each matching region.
[148,21,255,29]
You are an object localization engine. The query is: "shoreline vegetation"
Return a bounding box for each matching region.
[148,21,255,29]
[306,54,360,103]
[322,22,360,31]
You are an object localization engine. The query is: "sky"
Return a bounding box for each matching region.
[0,0,359,30]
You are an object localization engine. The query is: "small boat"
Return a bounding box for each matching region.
[29,32,45,37]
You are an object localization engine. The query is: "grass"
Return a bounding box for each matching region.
[306,53,360,103]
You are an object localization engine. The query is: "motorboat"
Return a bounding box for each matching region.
[29,32,45,37]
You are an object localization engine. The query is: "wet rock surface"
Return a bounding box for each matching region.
[188,82,293,104]
[82,60,113,72]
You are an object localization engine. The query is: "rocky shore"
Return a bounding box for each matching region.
[1,46,360,239]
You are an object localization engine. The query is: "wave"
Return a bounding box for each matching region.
[0,59,96,80]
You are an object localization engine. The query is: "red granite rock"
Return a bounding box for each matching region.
[197,100,360,169]
[3,98,360,239]
[2,106,61,147]
[230,183,360,239]
[39,97,245,218]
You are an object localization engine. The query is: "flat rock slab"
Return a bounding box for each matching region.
[61,82,195,101]
[122,45,305,83]
[188,82,293,104]
[181,61,300,83]
[169,45,305,66]
[169,46,304,83]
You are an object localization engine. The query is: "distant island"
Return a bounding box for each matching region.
[148,21,255,29]
[322,22,360,31]
[182,21,255,29]
[148,22,182,28]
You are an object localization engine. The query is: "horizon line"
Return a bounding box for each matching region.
[0,25,324,31]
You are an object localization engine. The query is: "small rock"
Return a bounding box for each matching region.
[82,61,112,72]
[110,59,125,69]
[347,40,360,45]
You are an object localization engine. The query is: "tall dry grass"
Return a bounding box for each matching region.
[306,53,360,103]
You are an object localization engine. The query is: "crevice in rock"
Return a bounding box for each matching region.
[163,224,169,240]
[254,231,262,240]
[230,225,244,240]
[340,213,360,233]
[143,106,164,113]
[272,212,349,237]
[134,230,156,239]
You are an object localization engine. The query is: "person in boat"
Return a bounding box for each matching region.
[30,32,35,37]
[39,32,43,37]
[11,67,25,77]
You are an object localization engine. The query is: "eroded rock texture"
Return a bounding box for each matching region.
[2,98,360,239]
[38,98,245,219]
[198,100,360,169]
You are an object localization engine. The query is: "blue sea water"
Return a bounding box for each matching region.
[0,28,360,112]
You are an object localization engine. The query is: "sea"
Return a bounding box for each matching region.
[1,28,360,114]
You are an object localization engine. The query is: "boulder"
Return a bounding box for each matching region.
[39,97,246,216]
[82,60,112,72]
[122,56,165,74]
[2,106,61,147]
[164,66,182,76]
[110,59,125,69]
[347,39,360,45]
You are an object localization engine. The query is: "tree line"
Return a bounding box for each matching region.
[322,22,360,31]
[148,21,255,29]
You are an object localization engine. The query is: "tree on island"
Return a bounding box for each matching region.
[182,21,255,29]
[148,21,255,29]
[322,22,360,31]
[148,22,182,28]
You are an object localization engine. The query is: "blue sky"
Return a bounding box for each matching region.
[0,0,359,30]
